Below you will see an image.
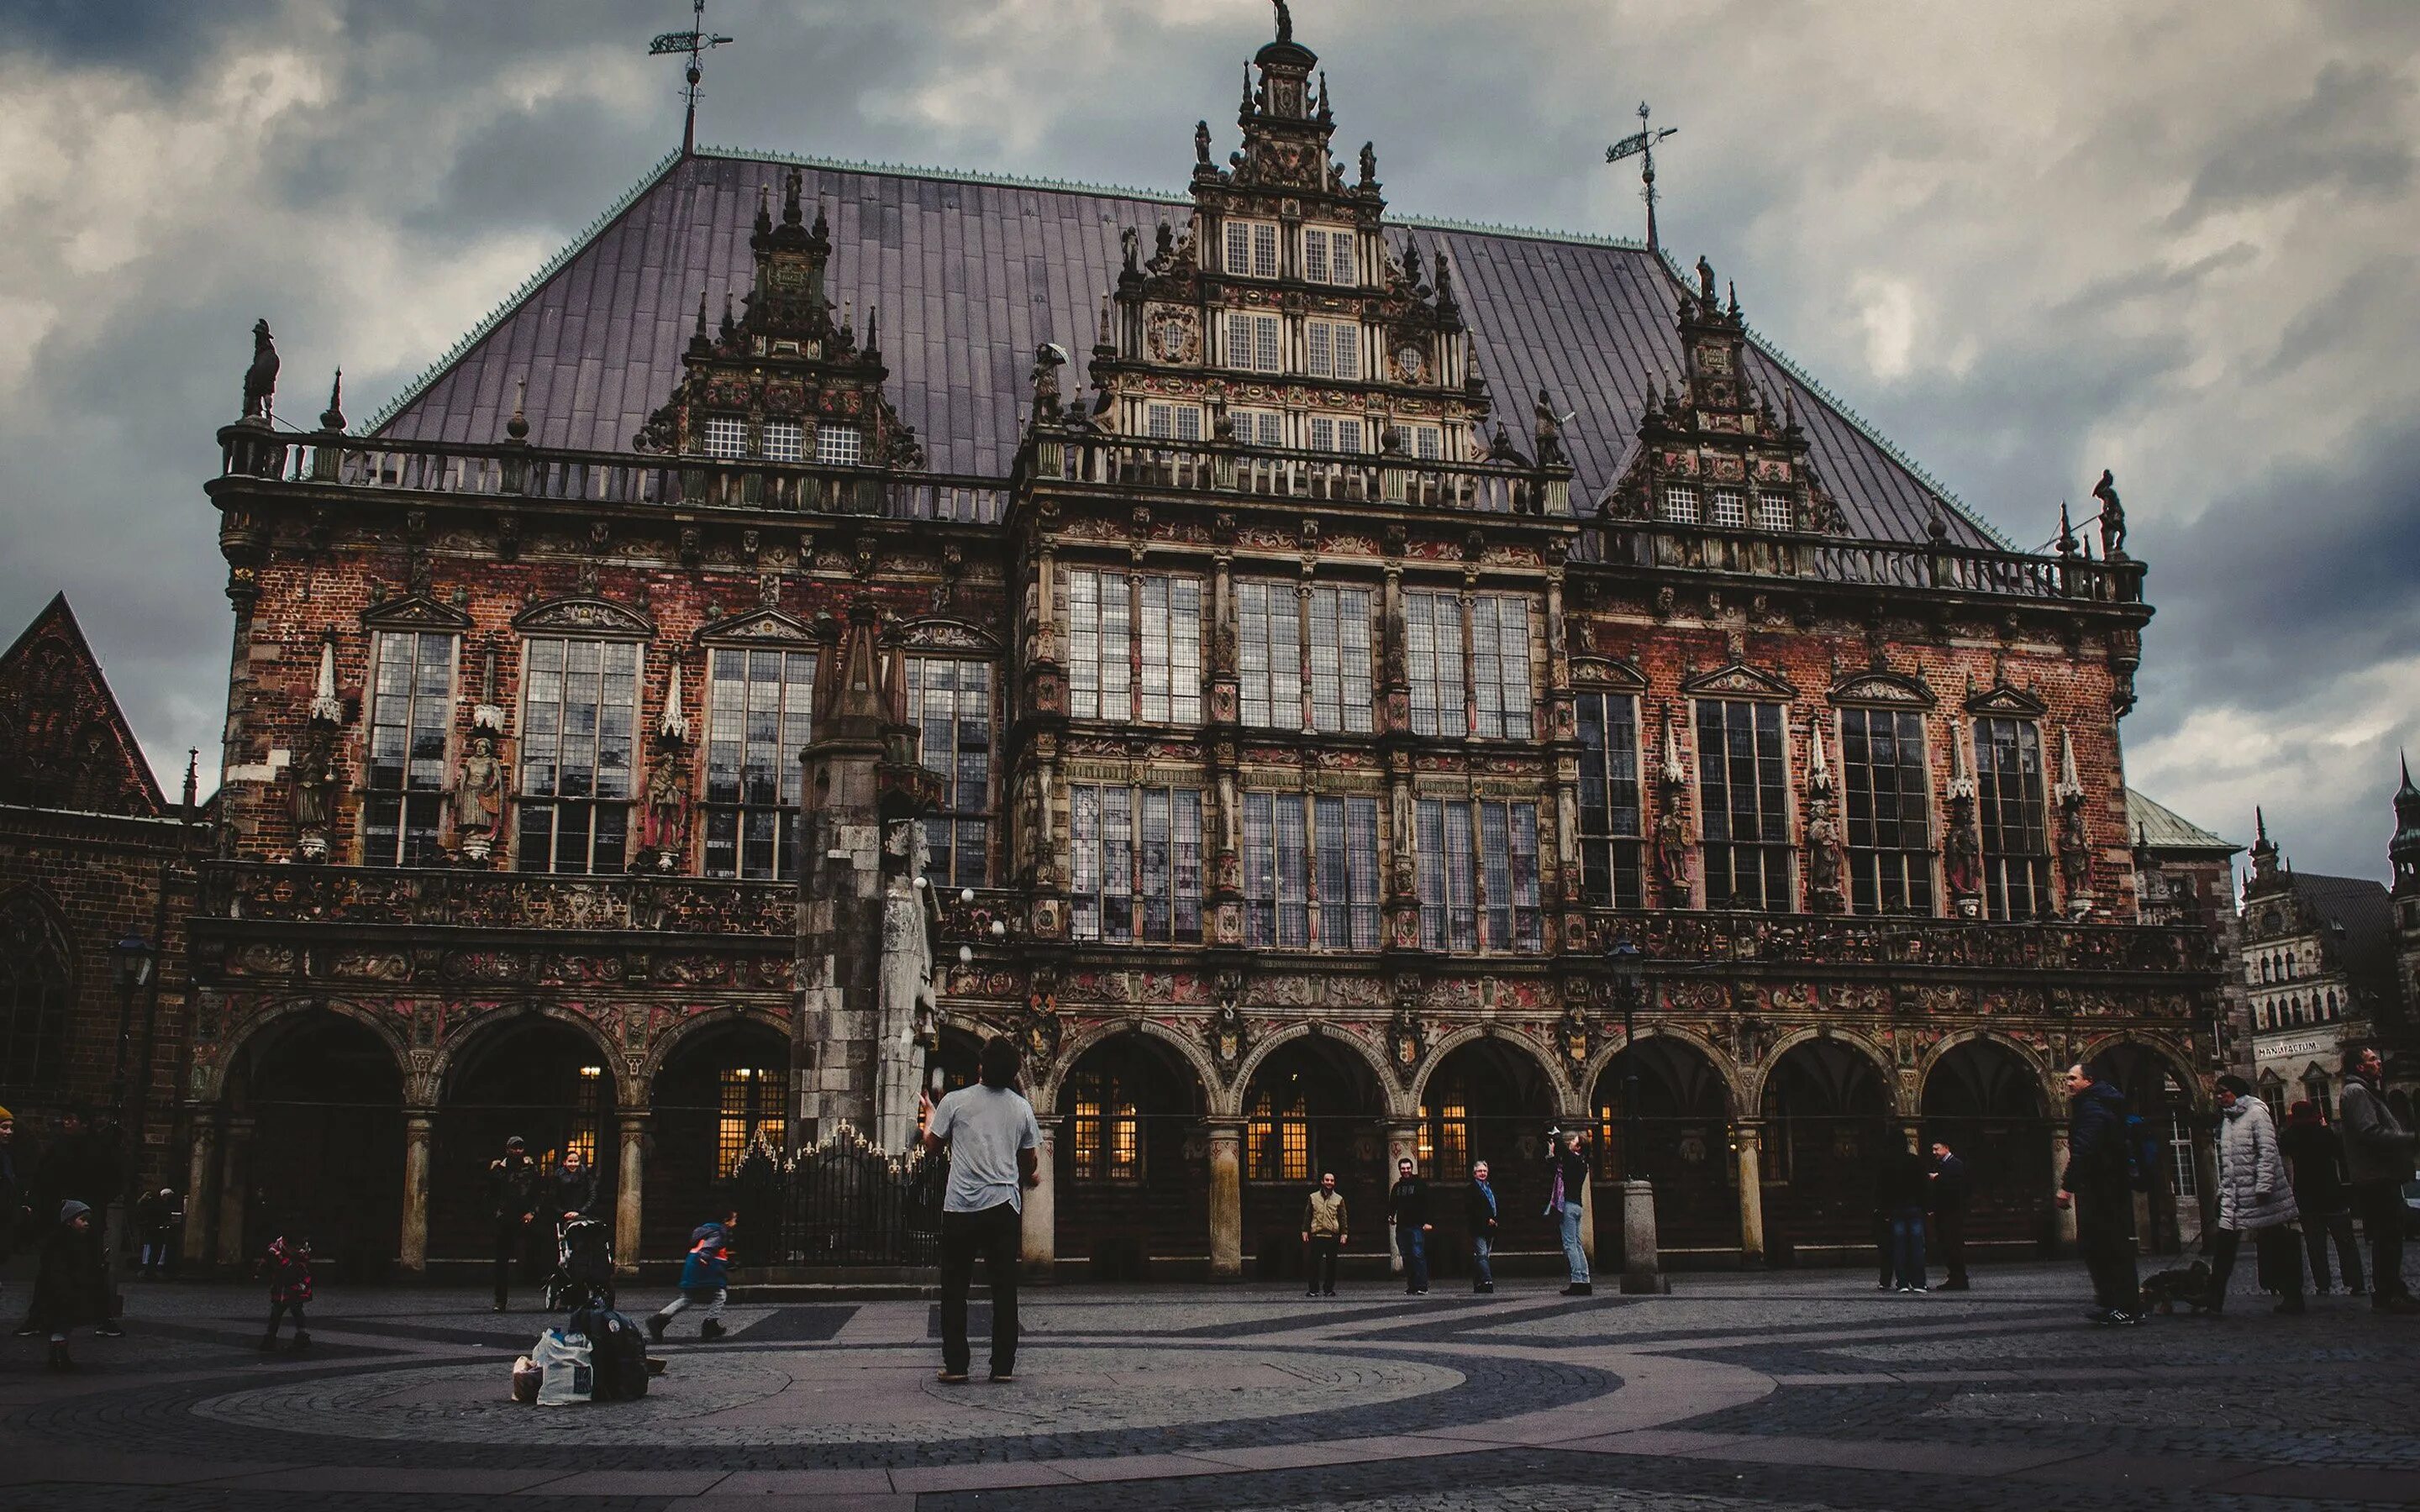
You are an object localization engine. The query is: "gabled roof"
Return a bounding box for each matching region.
[2127,789,2240,857]
[0,593,167,816]
[371,149,2007,550]
[2257,871,2398,1002]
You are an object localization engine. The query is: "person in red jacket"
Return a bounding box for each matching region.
[257,1231,313,1352]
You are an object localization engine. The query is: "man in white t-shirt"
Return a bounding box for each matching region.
[921,1037,1042,1383]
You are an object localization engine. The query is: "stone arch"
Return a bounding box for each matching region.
[1039,1016,1223,1117]
[208,995,413,1106]
[637,1005,791,1094]
[1233,1026,1394,1280]
[1586,1026,1743,1252]
[432,1002,626,1100]
[1756,1031,1902,1257]
[644,1009,792,1261]
[1227,1021,1402,1121]
[431,1005,625,1264]
[2076,1032,2209,1114]
[1919,1032,2054,1248]
[1409,1024,1576,1118]
[1049,1024,1213,1279]
[1917,1027,2051,1100]
[1578,1021,1747,1119]
[1744,1026,1897,1115]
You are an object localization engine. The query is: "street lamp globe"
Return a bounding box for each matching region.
[111,932,155,991]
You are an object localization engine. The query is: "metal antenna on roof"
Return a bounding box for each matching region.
[1605,100,1679,255]
[650,0,734,159]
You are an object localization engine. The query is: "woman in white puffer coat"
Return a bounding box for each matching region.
[2205,1074,2306,1314]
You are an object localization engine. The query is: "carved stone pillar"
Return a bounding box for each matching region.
[1380,563,1408,735]
[215,1116,255,1267]
[1021,1123,1057,1282]
[1207,1120,1244,1280]
[182,1111,219,1268]
[615,1112,648,1278]
[1385,1120,1420,1274]
[399,1108,435,1273]
[2049,1128,2079,1250]
[1733,1121,1767,1266]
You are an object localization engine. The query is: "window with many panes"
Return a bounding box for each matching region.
[1307,416,1365,454]
[907,659,992,890]
[1068,1070,1140,1179]
[1754,491,1793,531]
[1224,219,1280,278]
[1660,484,1699,523]
[1231,408,1285,446]
[1415,798,1542,952]
[1145,402,1202,441]
[1065,569,1202,724]
[816,423,862,466]
[1305,320,1362,381]
[1576,692,1644,908]
[716,1066,787,1174]
[516,638,639,874]
[762,420,803,461]
[1070,785,1202,943]
[1241,791,1381,949]
[702,647,816,879]
[1974,717,2050,920]
[1225,312,1281,373]
[1695,700,1791,911]
[1839,708,1933,915]
[364,631,456,866]
[1302,227,1356,286]
[0,902,71,1092]
[1239,581,1373,733]
[1405,592,1534,739]
[1247,1084,1311,1180]
[702,416,745,458]
[1401,423,1444,460]
[1709,488,1748,528]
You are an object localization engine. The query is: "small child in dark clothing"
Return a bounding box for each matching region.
[257,1233,313,1352]
[647,1215,734,1342]
[31,1201,111,1373]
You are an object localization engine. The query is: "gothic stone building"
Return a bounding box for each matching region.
[187,17,2221,1278]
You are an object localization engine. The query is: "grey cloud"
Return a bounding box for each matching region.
[2174,60,2415,223]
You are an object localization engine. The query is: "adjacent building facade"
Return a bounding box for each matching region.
[129,16,2235,1278]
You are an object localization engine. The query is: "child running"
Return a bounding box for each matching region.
[646,1213,734,1343]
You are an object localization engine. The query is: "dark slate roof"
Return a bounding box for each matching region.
[2127,788,2240,856]
[2284,871,2398,999]
[373,149,2006,549]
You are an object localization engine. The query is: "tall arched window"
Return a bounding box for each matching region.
[0,899,73,1093]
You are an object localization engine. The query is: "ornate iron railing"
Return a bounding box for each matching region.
[1591,519,2144,605]
[195,859,795,935]
[772,1126,948,1268]
[1028,430,1572,517]
[215,427,1007,523]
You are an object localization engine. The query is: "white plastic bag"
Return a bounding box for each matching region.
[533,1328,593,1407]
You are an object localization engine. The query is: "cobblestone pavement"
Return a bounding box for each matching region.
[3,1258,2415,1509]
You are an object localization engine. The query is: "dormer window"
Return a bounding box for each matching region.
[1302,228,1357,286]
[816,422,862,466]
[1660,484,1700,523]
[763,420,804,462]
[1709,487,1748,528]
[1224,220,1281,278]
[702,416,746,459]
[1305,320,1361,381]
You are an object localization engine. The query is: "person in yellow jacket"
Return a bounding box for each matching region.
[1300,1173,1347,1297]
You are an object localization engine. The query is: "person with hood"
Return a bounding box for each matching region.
[1466,1160,1500,1294]
[2054,1062,2141,1325]
[256,1230,313,1352]
[2338,1044,2418,1313]
[486,1135,539,1313]
[2280,1100,2363,1295]
[645,1214,734,1343]
[29,1200,111,1372]
[29,1108,120,1249]
[2204,1075,2305,1314]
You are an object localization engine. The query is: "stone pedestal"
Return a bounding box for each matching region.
[1618,1179,1662,1294]
[1021,1125,1057,1282]
[1207,1121,1244,1279]
[182,1114,218,1268]
[1733,1122,1766,1265]
[398,1109,434,1273]
[2049,1129,2079,1251]
[615,1113,648,1278]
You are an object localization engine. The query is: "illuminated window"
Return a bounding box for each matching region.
[907,659,992,890]
[1421,1098,1470,1179]
[702,647,817,879]
[1068,1071,1139,1180]
[1974,717,2051,921]
[816,423,862,466]
[702,416,745,458]
[1247,1086,1310,1181]
[569,1065,604,1168]
[1065,568,1202,725]
[364,631,456,866]
[1417,799,1542,953]
[516,638,639,875]
[717,1066,788,1174]
[1576,692,1644,909]
[762,420,803,461]
[1696,700,1792,911]
[1071,785,1202,944]
[1840,708,1933,916]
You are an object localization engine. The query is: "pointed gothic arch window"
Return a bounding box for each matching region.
[0,899,73,1093]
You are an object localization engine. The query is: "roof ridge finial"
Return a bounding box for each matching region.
[318,368,346,433]
[506,376,529,442]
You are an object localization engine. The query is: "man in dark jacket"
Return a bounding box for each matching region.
[2338,1045,2417,1313]
[1386,1158,1432,1295]
[31,1200,111,1373]
[2055,1062,2141,1324]
[2281,1101,2363,1295]
[1928,1139,1971,1290]
[1466,1161,1501,1294]
[487,1136,539,1312]
[0,1106,27,1313]
[1875,1143,1930,1292]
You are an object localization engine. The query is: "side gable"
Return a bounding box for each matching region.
[0,594,166,816]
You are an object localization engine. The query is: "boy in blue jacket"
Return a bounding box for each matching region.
[646,1213,734,1343]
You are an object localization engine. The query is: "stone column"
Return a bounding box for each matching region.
[1733,1121,1767,1266]
[1619,1179,1661,1294]
[614,1113,648,1278]
[1207,1121,1244,1280]
[182,1112,218,1268]
[1576,1159,1598,1266]
[1021,1123,1057,1283]
[398,1108,435,1273]
[1386,1120,1420,1274]
[2049,1128,2078,1250]
[215,1116,255,1267]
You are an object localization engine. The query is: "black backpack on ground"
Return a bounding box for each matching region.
[570,1304,650,1401]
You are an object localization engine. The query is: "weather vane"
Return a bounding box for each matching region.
[1605,101,1680,256]
[650,0,734,159]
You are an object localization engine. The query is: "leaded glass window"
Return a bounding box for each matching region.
[1975,717,2050,921]
[515,638,639,874]
[1068,1071,1140,1180]
[1238,581,1372,734]
[0,901,71,1092]
[1576,692,1644,908]
[1225,312,1281,372]
[1661,484,1699,523]
[1240,791,1381,951]
[1839,708,1933,915]
[908,659,992,890]
[1416,799,1541,953]
[762,421,803,461]
[1695,700,1791,911]
[815,423,862,465]
[702,647,816,879]
[1406,592,1465,738]
[1237,581,1302,730]
[1067,569,1202,725]
[1306,320,1361,381]
[1247,1085,1312,1181]
[1406,592,1532,739]
[364,631,455,866]
[702,416,745,458]
[1070,785,1202,943]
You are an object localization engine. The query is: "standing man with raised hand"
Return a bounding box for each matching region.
[923,1037,1042,1383]
[2338,1044,2417,1313]
[2054,1062,2141,1326]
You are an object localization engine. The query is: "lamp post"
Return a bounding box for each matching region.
[108,932,155,1118]
[1605,933,1661,1293]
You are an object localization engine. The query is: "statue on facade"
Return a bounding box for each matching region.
[1533,387,1568,469]
[1028,341,1065,423]
[1359,140,1377,188]
[1196,119,1213,169]
[876,821,938,1151]
[453,732,505,861]
[2091,469,2128,558]
[241,318,280,422]
[1653,802,1691,905]
[1807,807,1845,911]
[1120,225,1140,275]
[637,747,691,868]
[1696,255,1717,305]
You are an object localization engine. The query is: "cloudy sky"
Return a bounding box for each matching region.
[3,0,2414,883]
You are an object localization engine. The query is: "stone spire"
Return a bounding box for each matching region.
[2247,805,2285,895]
[659,659,690,744]
[308,638,343,725]
[2391,751,2420,898]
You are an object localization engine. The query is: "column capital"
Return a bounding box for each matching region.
[618,1110,653,1131]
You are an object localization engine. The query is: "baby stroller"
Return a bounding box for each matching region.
[544,1215,615,1312]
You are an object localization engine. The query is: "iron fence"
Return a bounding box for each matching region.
[770,1126,948,1268]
